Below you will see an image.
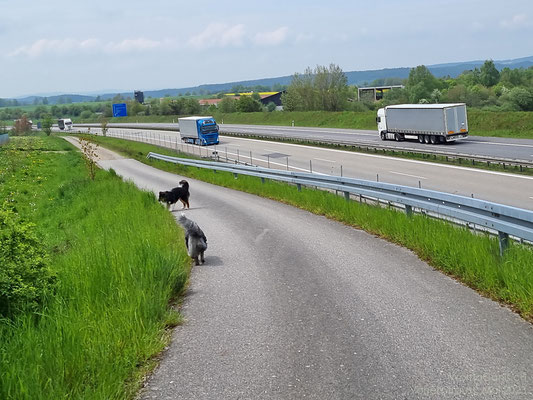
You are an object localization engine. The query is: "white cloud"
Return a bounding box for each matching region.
[188,24,245,49]
[295,33,314,44]
[8,37,163,58]
[104,38,162,53]
[253,27,288,46]
[500,14,529,29]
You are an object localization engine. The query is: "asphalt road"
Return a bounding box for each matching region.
[77,122,533,163]
[66,138,533,400]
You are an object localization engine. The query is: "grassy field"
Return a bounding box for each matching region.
[77,109,533,139]
[0,135,189,399]
[81,134,533,321]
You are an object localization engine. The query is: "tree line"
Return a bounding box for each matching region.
[2,60,533,123]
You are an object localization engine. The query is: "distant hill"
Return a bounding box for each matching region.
[6,56,533,105]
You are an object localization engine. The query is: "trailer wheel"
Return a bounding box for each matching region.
[424,135,430,144]
[418,135,424,143]
[395,133,404,142]
[430,135,437,144]
[380,132,386,141]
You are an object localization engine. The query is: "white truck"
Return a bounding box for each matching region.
[58,118,73,131]
[178,116,219,146]
[377,103,468,144]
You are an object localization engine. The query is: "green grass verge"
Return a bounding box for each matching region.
[0,136,189,399]
[81,134,533,321]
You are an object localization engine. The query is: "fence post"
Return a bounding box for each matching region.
[498,231,509,257]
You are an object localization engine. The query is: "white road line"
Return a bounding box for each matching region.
[482,141,533,149]
[223,135,533,181]
[314,157,336,163]
[389,171,427,180]
[530,197,533,200]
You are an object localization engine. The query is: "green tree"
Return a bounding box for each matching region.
[266,101,277,112]
[236,96,262,112]
[42,114,53,136]
[219,97,236,113]
[505,87,533,111]
[406,65,440,103]
[480,60,500,87]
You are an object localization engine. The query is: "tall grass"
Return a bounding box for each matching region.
[85,135,533,320]
[0,137,189,399]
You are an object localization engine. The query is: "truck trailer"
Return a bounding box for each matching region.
[178,116,219,146]
[377,103,468,144]
[58,118,73,131]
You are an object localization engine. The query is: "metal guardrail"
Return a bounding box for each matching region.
[147,151,533,256]
[0,133,9,146]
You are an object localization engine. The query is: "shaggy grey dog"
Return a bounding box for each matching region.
[177,213,207,265]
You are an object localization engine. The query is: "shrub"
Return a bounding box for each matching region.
[0,206,55,317]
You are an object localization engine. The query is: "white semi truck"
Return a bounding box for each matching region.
[377,103,468,144]
[58,118,73,131]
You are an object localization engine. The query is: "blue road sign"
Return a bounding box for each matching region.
[112,103,128,117]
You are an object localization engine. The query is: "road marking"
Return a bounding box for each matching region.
[389,171,427,180]
[314,157,336,163]
[224,135,533,181]
[481,141,533,149]
[530,197,533,201]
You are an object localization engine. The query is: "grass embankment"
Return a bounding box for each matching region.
[78,110,533,139]
[82,135,533,321]
[0,136,189,399]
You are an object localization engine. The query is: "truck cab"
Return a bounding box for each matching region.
[377,108,387,139]
[178,116,220,146]
[58,118,73,131]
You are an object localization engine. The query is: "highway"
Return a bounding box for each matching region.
[78,122,533,164]
[74,126,533,210]
[64,139,533,400]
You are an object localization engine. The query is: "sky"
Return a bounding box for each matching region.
[1,0,532,98]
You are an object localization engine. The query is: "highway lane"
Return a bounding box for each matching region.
[75,127,533,210]
[78,122,533,163]
[68,140,533,400]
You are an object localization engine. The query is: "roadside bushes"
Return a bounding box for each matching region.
[0,206,56,318]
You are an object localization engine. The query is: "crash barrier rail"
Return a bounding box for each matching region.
[147,152,533,257]
[77,123,533,170]
[0,134,9,146]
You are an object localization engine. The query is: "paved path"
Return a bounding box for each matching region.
[65,137,533,399]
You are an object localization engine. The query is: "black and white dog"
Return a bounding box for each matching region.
[177,213,207,265]
[158,180,190,210]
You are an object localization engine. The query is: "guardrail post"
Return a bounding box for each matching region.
[233,173,238,179]
[297,183,302,192]
[344,191,350,201]
[250,151,253,165]
[405,205,413,216]
[498,231,509,257]
[261,177,265,184]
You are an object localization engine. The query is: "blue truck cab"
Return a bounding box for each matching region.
[178,116,220,146]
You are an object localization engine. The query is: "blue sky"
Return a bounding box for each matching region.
[1,0,532,97]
